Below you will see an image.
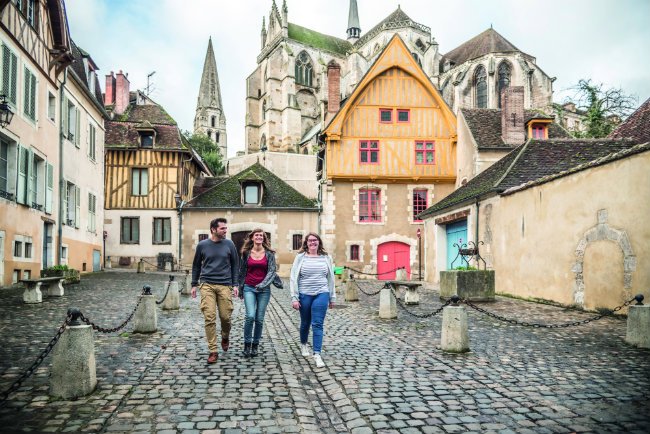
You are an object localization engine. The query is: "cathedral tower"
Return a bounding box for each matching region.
[194,37,227,157]
[347,0,360,41]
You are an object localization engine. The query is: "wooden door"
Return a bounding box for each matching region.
[446,220,467,270]
[377,241,410,280]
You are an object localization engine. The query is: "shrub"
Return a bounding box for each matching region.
[453,266,478,271]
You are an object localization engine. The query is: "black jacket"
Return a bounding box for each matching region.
[238,250,283,297]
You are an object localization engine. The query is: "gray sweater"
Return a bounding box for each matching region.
[191,238,239,287]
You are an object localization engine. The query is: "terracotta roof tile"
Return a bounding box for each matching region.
[608,97,650,143]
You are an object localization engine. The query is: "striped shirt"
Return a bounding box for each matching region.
[298,255,330,296]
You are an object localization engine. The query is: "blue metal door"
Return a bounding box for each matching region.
[93,250,101,272]
[446,220,467,270]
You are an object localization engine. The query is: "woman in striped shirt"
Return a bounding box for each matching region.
[290,232,336,368]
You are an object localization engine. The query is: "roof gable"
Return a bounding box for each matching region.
[442,28,528,66]
[354,6,430,49]
[325,34,455,137]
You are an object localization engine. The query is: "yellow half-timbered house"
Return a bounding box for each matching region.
[320,34,457,279]
[103,75,211,269]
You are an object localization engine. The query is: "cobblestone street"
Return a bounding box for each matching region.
[0,271,649,433]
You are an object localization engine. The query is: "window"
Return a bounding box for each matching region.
[415,142,435,165]
[1,44,18,105]
[23,270,31,280]
[121,217,140,244]
[379,108,392,123]
[413,190,428,221]
[61,246,67,259]
[88,193,96,232]
[14,240,22,257]
[211,116,216,127]
[262,100,267,121]
[198,234,209,242]
[153,218,171,244]
[474,65,487,108]
[0,139,9,197]
[45,162,53,214]
[411,52,422,67]
[47,91,55,121]
[16,146,28,204]
[497,62,511,108]
[88,124,96,160]
[131,168,148,196]
[359,141,379,164]
[350,244,360,261]
[292,234,303,250]
[532,124,546,139]
[359,188,381,222]
[243,182,261,205]
[64,181,80,227]
[63,98,80,146]
[295,51,313,86]
[23,67,36,121]
[24,242,32,258]
[397,109,410,123]
[30,153,44,209]
[140,131,154,148]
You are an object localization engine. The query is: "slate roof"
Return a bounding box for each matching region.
[441,28,531,67]
[189,162,318,210]
[461,108,570,150]
[68,41,107,116]
[105,121,185,150]
[608,97,650,144]
[418,138,643,219]
[288,23,351,56]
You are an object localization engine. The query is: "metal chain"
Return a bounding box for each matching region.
[155,280,172,305]
[392,288,452,318]
[0,313,72,404]
[463,297,636,328]
[79,296,143,333]
[353,279,384,296]
[344,266,401,277]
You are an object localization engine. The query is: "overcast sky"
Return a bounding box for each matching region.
[66,0,650,157]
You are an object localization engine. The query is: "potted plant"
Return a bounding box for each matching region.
[41,265,81,284]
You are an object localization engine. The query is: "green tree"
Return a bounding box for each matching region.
[183,131,225,175]
[563,80,637,138]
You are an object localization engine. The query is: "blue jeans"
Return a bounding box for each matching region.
[243,284,271,344]
[299,292,330,354]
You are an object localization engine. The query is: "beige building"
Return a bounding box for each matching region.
[419,99,650,310]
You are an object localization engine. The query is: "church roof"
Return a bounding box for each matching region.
[461,108,570,150]
[441,28,531,67]
[287,23,351,55]
[353,6,430,49]
[196,38,224,110]
[189,162,318,210]
[418,138,644,218]
[608,97,650,143]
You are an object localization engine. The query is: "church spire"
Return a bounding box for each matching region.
[347,0,361,41]
[194,37,227,157]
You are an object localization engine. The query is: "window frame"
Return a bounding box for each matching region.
[242,182,261,205]
[350,244,360,261]
[379,108,392,123]
[412,189,428,222]
[474,65,487,108]
[532,124,546,139]
[295,51,313,87]
[87,192,96,233]
[139,131,154,148]
[120,217,140,244]
[22,65,37,122]
[292,234,303,251]
[152,217,172,245]
[415,141,435,165]
[131,168,149,196]
[14,240,23,257]
[358,188,382,223]
[359,140,380,165]
[397,109,410,123]
[88,123,96,161]
[1,43,19,106]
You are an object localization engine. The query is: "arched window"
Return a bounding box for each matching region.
[211,116,216,127]
[295,51,313,87]
[474,65,487,108]
[262,100,267,121]
[411,52,422,67]
[497,62,511,108]
[260,134,267,151]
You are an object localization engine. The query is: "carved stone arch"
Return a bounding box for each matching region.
[295,50,313,86]
[572,209,636,306]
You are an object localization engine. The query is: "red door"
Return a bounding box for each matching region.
[377,242,410,280]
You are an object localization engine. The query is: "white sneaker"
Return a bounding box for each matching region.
[313,353,325,368]
[301,343,310,357]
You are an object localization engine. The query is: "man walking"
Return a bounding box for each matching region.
[191,218,240,364]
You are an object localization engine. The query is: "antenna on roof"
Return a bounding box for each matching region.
[145,71,156,96]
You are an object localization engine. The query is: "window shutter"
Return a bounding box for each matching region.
[63,182,68,224]
[61,96,68,139]
[17,146,27,204]
[29,72,36,120]
[45,162,53,214]
[74,185,80,228]
[27,149,34,205]
[2,45,17,105]
[75,107,80,147]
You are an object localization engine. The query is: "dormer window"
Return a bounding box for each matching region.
[242,181,263,206]
[139,131,154,148]
[526,119,552,140]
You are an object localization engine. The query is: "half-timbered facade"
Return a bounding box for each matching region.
[0,0,74,286]
[103,74,211,269]
[320,35,457,279]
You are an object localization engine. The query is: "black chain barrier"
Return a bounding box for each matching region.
[462,295,642,328]
[352,279,384,296]
[155,278,173,305]
[392,287,453,318]
[0,312,72,405]
[79,293,144,333]
[344,265,402,277]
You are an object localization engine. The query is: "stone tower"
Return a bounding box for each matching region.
[194,37,227,158]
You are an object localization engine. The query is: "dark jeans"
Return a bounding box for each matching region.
[298,292,330,353]
[243,284,271,344]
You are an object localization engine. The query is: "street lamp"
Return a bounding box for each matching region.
[174,193,187,269]
[0,95,14,128]
[417,228,422,281]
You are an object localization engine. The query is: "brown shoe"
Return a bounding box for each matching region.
[207,352,218,364]
[221,337,230,352]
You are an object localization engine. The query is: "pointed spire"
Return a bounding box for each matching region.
[196,37,223,111]
[347,0,361,41]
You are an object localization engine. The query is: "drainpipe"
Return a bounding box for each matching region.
[475,198,480,245]
[176,154,193,266]
[56,69,68,265]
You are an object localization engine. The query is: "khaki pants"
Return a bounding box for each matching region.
[199,283,234,352]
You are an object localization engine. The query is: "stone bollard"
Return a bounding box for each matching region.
[162,280,180,310]
[344,273,359,302]
[379,284,397,319]
[48,278,65,297]
[133,286,157,333]
[395,268,408,281]
[440,297,469,353]
[181,271,192,295]
[137,259,145,273]
[625,295,649,349]
[164,261,172,272]
[50,309,97,399]
[23,282,43,303]
[105,256,112,269]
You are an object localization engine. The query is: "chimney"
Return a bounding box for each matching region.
[114,70,130,115]
[501,86,525,145]
[327,61,341,114]
[104,71,116,106]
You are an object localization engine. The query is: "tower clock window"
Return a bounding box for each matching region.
[295,51,313,87]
